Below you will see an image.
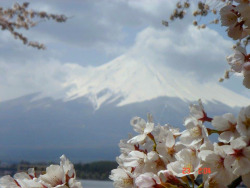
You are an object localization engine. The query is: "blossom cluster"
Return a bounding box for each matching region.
[0,155,83,188]
[220,0,250,40]
[110,100,250,187]
[226,45,250,88]
[219,0,250,88]
[165,0,250,88]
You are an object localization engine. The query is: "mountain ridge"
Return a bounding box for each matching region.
[57,55,250,109]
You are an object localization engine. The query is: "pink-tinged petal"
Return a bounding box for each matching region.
[199,150,214,161]
[130,117,146,133]
[189,99,204,120]
[218,131,234,143]
[221,145,233,155]
[233,157,250,175]
[165,131,175,148]
[123,151,145,167]
[27,168,36,178]
[167,161,184,177]
[40,165,64,186]
[14,172,31,180]
[184,117,196,129]
[17,179,44,188]
[180,130,202,146]
[224,155,235,171]
[68,178,83,188]
[231,137,247,149]
[212,113,236,131]
[203,152,220,165]
[144,122,154,134]
[0,175,20,188]
[204,173,228,188]
[135,173,160,188]
[212,116,230,131]
[60,155,75,179]
[128,134,147,144]
[146,151,158,162]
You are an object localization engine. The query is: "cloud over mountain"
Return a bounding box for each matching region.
[0,25,246,109]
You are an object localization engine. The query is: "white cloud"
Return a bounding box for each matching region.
[0,60,71,101]
[129,26,233,81]
[0,0,179,56]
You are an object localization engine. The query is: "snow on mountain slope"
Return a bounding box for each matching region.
[61,54,250,109]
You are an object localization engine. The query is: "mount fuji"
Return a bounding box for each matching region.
[0,54,249,162]
[54,54,249,109]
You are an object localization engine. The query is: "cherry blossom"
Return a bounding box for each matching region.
[227,46,247,74]
[212,113,239,143]
[128,115,154,144]
[203,172,228,188]
[0,155,82,188]
[167,148,200,178]
[220,5,238,27]
[135,173,160,188]
[111,102,250,187]
[109,168,134,188]
[237,105,250,137]
[179,117,208,147]
[199,144,237,185]
[224,137,250,176]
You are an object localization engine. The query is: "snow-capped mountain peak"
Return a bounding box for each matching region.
[61,55,250,109]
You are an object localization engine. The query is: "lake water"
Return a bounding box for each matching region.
[81,180,114,188]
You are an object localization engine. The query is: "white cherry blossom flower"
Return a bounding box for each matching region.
[109,168,134,188]
[121,150,149,176]
[40,165,65,187]
[189,99,212,122]
[128,115,154,144]
[199,143,237,185]
[0,169,45,188]
[212,113,239,143]
[0,176,20,188]
[237,105,250,137]
[157,130,184,163]
[180,117,208,147]
[227,45,247,73]
[145,151,166,173]
[0,175,44,188]
[224,137,250,176]
[39,155,82,188]
[122,150,165,175]
[167,148,200,178]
